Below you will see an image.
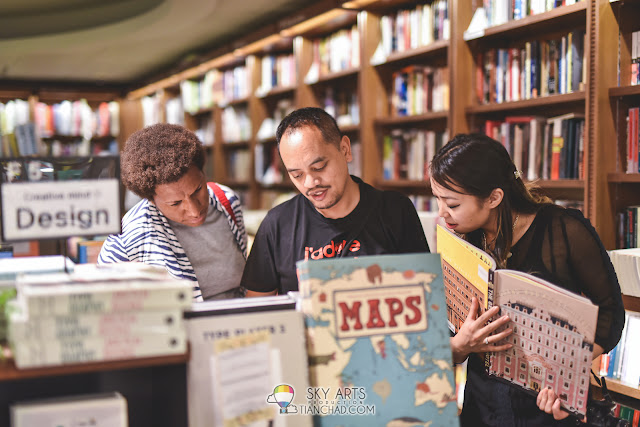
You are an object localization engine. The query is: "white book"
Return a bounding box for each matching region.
[0,256,74,282]
[8,302,183,341]
[613,312,630,379]
[17,274,192,316]
[12,330,186,368]
[11,392,127,427]
[620,314,640,386]
[527,117,544,180]
[422,4,434,45]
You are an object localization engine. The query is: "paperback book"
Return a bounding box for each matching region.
[184,294,311,427]
[296,253,458,427]
[436,224,598,418]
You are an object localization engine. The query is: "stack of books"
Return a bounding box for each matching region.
[7,263,191,369]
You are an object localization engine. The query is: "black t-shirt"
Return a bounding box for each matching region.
[241,176,429,294]
[461,204,625,427]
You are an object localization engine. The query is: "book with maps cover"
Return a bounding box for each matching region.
[436,224,598,419]
[296,253,458,427]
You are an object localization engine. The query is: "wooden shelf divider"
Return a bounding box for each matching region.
[0,352,189,383]
[466,92,586,114]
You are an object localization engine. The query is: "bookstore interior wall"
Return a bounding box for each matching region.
[2,0,640,420]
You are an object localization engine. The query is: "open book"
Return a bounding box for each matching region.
[436,225,598,419]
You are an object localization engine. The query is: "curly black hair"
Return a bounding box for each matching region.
[121,123,205,200]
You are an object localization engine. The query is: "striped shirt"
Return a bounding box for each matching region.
[98,183,246,301]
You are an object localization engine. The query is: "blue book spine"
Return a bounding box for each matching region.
[607,345,617,378]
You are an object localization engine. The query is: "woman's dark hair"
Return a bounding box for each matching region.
[121,123,205,200]
[430,133,552,267]
[276,107,342,149]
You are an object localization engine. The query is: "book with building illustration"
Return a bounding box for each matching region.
[436,224,598,419]
[296,253,459,427]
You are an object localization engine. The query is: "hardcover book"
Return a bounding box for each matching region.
[11,331,186,368]
[436,225,598,418]
[296,253,458,427]
[15,273,192,316]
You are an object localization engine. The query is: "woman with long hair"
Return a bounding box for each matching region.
[430,133,624,426]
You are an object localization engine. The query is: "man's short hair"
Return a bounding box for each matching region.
[276,107,342,149]
[121,123,205,200]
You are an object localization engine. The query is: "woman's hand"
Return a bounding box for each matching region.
[450,297,513,364]
[536,387,570,420]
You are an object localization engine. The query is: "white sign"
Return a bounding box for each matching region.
[1,179,120,241]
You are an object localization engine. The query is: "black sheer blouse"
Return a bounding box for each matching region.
[461,204,625,427]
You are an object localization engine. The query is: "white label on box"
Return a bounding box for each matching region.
[1,179,120,241]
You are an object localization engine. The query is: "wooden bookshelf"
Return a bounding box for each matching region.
[41,135,116,143]
[466,92,586,114]
[340,123,361,133]
[257,136,277,144]
[116,0,632,247]
[591,377,640,400]
[0,352,188,382]
[372,39,449,68]
[622,294,640,312]
[256,84,296,99]
[221,96,249,107]
[220,179,250,188]
[377,180,431,190]
[259,181,295,190]
[221,140,251,148]
[187,106,216,116]
[308,67,360,85]
[609,85,640,99]
[466,2,587,45]
[375,111,449,126]
[608,173,640,183]
[535,179,585,189]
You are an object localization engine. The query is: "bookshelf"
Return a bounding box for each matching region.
[119,3,637,223]
[119,0,640,405]
[0,87,126,256]
[0,351,188,382]
[0,353,188,427]
[599,0,640,250]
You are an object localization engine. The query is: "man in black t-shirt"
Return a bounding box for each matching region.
[242,107,429,296]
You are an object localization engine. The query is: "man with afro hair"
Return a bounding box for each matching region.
[99,123,247,301]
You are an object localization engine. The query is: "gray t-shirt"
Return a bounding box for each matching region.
[169,205,245,300]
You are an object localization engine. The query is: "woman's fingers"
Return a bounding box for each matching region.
[465,297,480,322]
[479,314,511,338]
[482,328,513,350]
[552,397,569,420]
[536,388,547,408]
[476,304,501,324]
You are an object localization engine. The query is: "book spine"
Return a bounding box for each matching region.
[9,309,183,341]
[484,269,496,370]
[23,286,192,316]
[12,331,187,368]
